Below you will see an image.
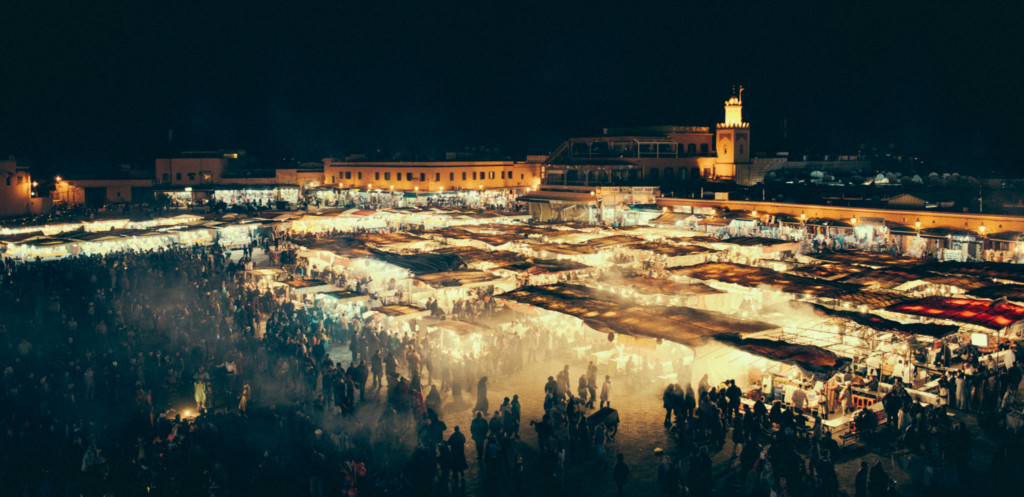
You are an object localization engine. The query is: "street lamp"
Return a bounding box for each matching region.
[979,225,986,234]
[851,217,857,226]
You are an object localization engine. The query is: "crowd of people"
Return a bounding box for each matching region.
[0,238,629,497]
[3,223,1024,497]
[0,243,420,496]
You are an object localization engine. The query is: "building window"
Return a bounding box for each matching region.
[384,172,390,180]
[345,171,352,180]
[450,172,455,181]
[489,171,495,179]
[162,173,169,181]
[649,168,659,180]
[187,173,196,181]
[521,174,524,179]
[176,173,182,181]
[358,172,362,180]
[500,171,505,179]
[435,173,440,181]
[687,144,696,154]
[406,172,413,181]
[472,172,477,180]
[700,144,709,154]
[375,172,380,180]
[739,144,744,155]
[665,167,673,179]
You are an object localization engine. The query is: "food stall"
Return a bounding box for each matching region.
[1,235,80,261]
[497,283,787,382]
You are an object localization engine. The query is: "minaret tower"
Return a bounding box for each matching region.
[715,86,750,179]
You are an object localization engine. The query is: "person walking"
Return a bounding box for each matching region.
[840,382,853,414]
[238,383,251,412]
[593,422,607,467]
[955,372,967,410]
[448,427,468,482]
[510,394,522,439]
[371,351,383,390]
[193,366,210,411]
[855,460,868,497]
[471,412,489,461]
[658,457,681,497]
[612,453,630,495]
[600,375,612,409]
[586,361,598,408]
[662,384,676,428]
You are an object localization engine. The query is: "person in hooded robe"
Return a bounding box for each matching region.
[474,376,489,413]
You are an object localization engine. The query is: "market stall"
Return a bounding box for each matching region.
[212,184,300,207]
[617,241,715,269]
[968,284,1024,305]
[886,296,1024,337]
[791,263,865,281]
[668,262,906,310]
[281,278,334,296]
[498,283,780,347]
[806,249,924,269]
[592,275,732,310]
[372,304,431,320]
[0,235,80,261]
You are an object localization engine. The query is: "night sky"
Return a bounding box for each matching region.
[1,2,1021,172]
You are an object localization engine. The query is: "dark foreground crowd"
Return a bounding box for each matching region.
[0,243,613,497]
[0,245,412,496]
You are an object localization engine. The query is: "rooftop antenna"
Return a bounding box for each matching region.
[738,85,744,102]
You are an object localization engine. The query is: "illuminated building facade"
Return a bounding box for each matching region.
[0,160,34,217]
[322,159,542,192]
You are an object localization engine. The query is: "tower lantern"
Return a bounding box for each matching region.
[723,85,745,127]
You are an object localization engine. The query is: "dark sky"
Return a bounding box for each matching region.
[1,1,1021,172]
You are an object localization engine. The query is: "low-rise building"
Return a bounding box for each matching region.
[322,159,541,192]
